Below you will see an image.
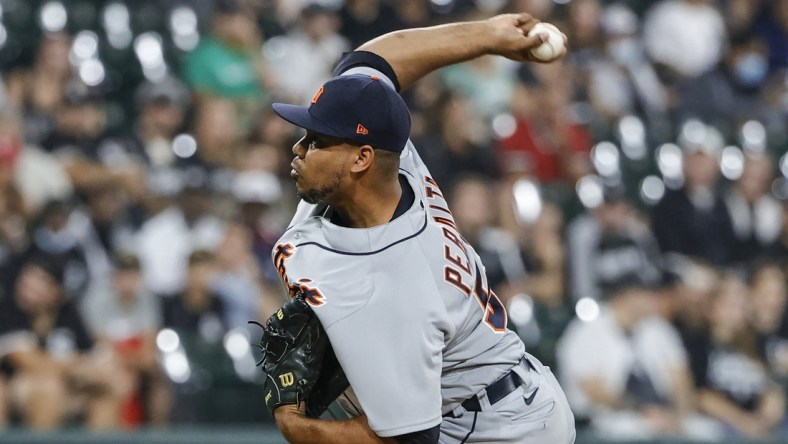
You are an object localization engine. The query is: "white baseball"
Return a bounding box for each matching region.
[527,22,565,61]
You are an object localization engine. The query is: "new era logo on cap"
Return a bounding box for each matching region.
[272,74,412,153]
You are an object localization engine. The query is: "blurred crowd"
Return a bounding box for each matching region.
[0,0,785,440]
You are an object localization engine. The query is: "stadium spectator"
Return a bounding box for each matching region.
[232,169,286,287]
[440,54,518,119]
[5,32,73,145]
[651,123,738,265]
[389,0,433,30]
[567,184,663,302]
[512,0,555,20]
[135,182,225,297]
[0,106,73,215]
[39,85,147,202]
[566,0,604,57]
[162,250,226,340]
[414,91,498,194]
[0,256,133,429]
[723,0,764,38]
[695,272,786,439]
[587,4,669,124]
[643,0,727,80]
[26,200,90,300]
[677,33,773,129]
[249,107,300,159]
[339,0,403,49]
[182,0,271,129]
[497,66,592,185]
[669,258,718,393]
[516,202,566,307]
[757,0,788,71]
[724,152,782,263]
[0,110,28,271]
[236,139,289,180]
[507,200,573,371]
[179,99,242,196]
[557,278,720,440]
[0,183,26,273]
[81,253,170,426]
[160,250,233,423]
[72,184,139,286]
[749,262,788,382]
[263,4,349,104]
[106,76,191,173]
[212,222,279,329]
[39,84,104,155]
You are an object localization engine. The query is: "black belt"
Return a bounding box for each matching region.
[444,367,525,417]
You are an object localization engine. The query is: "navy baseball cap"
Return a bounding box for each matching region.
[272,74,411,153]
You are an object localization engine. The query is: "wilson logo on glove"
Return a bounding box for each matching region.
[279,372,295,387]
[251,293,349,418]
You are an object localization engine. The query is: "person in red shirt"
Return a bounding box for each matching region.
[498,66,593,185]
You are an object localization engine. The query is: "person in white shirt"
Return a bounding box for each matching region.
[557,278,723,440]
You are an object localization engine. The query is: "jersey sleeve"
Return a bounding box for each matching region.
[322,294,444,437]
[333,51,401,91]
[338,64,398,95]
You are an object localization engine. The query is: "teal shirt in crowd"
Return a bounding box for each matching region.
[183,37,264,101]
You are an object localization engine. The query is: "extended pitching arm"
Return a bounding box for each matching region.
[357,13,565,91]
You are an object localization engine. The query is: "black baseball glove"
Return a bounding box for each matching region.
[254,294,349,418]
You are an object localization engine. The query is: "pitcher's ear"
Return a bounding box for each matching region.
[350,145,375,173]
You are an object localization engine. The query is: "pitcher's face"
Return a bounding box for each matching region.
[290,131,358,205]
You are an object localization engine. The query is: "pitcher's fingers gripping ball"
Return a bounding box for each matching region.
[487,13,567,63]
[527,22,566,61]
[254,294,348,418]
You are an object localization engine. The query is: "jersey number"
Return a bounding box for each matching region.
[472,260,507,333]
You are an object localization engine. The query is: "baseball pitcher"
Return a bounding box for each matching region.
[256,12,576,444]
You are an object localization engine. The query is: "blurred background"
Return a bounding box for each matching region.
[0,0,785,442]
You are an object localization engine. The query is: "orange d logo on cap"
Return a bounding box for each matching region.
[311,86,325,104]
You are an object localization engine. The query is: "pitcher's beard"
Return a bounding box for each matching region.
[298,188,329,204]
[297,182,338,205]
[296,172,342,205]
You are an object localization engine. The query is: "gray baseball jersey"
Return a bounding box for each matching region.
[271,68,526,437]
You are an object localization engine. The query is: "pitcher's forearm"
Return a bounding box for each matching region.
[358,14,552,90]
[275,406,393,444]
[357,21,493,90]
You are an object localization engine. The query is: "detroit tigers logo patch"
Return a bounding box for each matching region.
[295,278,327,307]
[274,243,296,296]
